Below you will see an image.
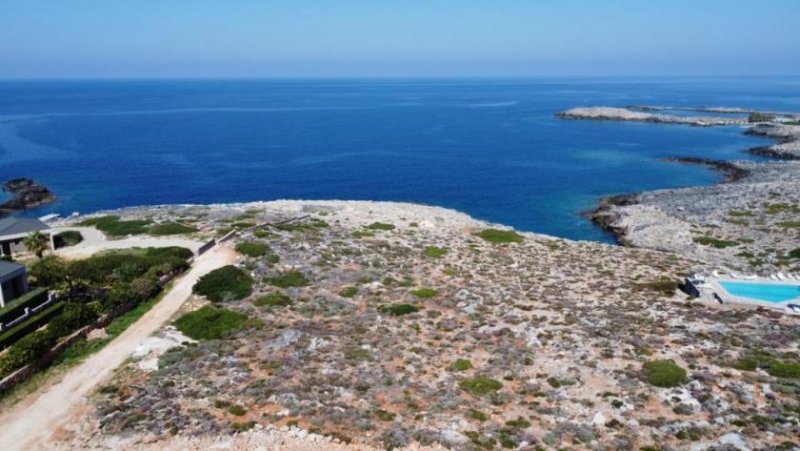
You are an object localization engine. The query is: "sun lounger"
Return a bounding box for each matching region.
[770,274,779,280]
[777,273,788,281]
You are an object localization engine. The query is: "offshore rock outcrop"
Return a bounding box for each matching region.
[0,178,55,216]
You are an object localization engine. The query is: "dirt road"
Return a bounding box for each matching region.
[0,245,238,450]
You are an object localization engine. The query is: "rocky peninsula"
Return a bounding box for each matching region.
[560,106,800,274]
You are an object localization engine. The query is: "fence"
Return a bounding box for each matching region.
[197,238,216,256]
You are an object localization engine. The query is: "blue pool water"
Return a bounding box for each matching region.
[720,281,800,303]
[1,77,798,242]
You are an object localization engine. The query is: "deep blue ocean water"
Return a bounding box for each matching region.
[1,77,798,242]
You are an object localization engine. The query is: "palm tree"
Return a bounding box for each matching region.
[23,231,50,258]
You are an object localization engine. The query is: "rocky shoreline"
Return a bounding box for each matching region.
[561,106,800,272]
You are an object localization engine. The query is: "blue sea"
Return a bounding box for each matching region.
[1,77,798,242]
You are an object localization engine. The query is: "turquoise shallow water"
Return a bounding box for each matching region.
[720,281,800,303]
[0,77,797,242]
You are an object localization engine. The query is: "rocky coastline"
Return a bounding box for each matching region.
[561,106,800,272]
[0,177,55,216]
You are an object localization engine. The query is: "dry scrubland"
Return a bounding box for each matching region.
[51,201,799,450]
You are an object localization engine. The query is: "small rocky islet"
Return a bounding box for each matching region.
[0,177,55,216]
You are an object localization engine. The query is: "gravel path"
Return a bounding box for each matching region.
[0,244,238,450]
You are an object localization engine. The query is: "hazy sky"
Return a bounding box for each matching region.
[1,0,799,78]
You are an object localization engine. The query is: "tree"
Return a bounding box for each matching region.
[23,231,50,258]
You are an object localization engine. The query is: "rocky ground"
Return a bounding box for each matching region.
[52,201,799,450]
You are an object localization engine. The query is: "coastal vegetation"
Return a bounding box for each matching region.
[474,228,524,244]
[423,245,448,258]
[23,232,50,259]
[53,230,83,248]
[265,270,309,288]
[175,305,253,340]
[0,247,192,380]
[234,241,270,257]
[693,236,739,248]
[643,360,688,387]
[79,215,197,237]
[192,265,253,302]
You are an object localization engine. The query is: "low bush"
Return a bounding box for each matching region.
[378,304,420,316]
[79,215,152,237]
[235,241,270,257]
[0,330,55,376]
[459,376,502,396]
[174,305,250,340]
[693,236,739,248]
[193,266,253,302]
[465,408,489,422]
[365,222,395,231]
[339,286,358,298]
[450,358,473,371]
[266,271,309,288]
[253,292,292,307]
[474,229,524,244]
[423,246,448,258]
[643,360,688,387]
[147,222,198,236]
[411,287,438,298]
[46,303,99,339]
[635,278,679,296]
[766,361,800,379]
[54,231,83,248]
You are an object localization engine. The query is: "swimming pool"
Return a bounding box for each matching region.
[719,281,800,303]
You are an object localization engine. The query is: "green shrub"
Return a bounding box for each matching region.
[235,241,270,257]
[193,266,253,302]
[253,292,292,307]
[505,417,531,429]
[79,215,152,237]
[693,236,739,248]
[474,229,524,244]
[423,246,448,258]
[411,287,438,298]
[227,404,247,416]
[465,408,489,422]
[459,376,502,396]
[46,303,99,339]
[635,278,679,296]
[174,305,249,340]
[54,231,83,248]
[789,248,800,259]
[643,360,688,387]
[778,221,800,229]
[375,409,396,421]
[339,286,358,298]
[451,358,473,372]
[378,304,420,316]
[266,271,309,288]
[365,222,395,231]
[0,330,55,376]
[230,421,256,432]
[148,222,198,236]
[767,361,800,379]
